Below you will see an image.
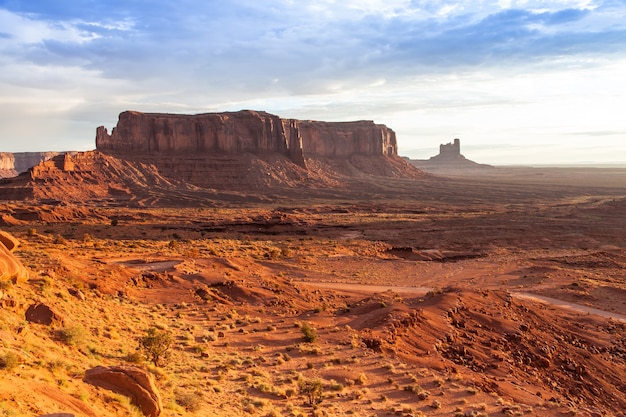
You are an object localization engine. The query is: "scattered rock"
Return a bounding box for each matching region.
[25,303,65,326]
[194,287,211,301]
[67,287,86,301]
[83,365,162,417]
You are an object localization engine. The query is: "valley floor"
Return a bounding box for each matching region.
[1,166,625,417]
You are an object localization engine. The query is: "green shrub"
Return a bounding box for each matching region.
[175,390,203,412]
[0,352,19,371]
[300,322,318,343]
[57,326,86,346]
[139,327,173,366]
[298,378,323,407]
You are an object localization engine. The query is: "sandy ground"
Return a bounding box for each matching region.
[0,165,625,416]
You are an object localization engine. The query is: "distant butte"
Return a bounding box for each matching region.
[406,138,492,171]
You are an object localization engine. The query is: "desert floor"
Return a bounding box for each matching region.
[1,166,625,417]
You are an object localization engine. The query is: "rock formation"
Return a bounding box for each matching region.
[0,152,60,178]
[0,110,423,203]
[406,138,492,171]
[0,153,17,178]
[96,110,398,167]
[437,138,462,161]
[0,230,29,284]
[84,365,162,417]
[25,303,65,326]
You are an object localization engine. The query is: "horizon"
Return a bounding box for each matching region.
[1,1,625,165]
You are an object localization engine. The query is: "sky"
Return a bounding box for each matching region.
[0,0,625,165]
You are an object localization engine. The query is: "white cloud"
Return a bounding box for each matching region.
[0,1,625,163]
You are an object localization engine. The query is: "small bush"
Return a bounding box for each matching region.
[300,322,318,343]
[0,352,19,370]
[356,372,367,385]
[139,327,173,366]
[53,234,67,245]
[299,378,323,407]
[175,390,203,412]
[57,326,86,346]
[125,351,144,364]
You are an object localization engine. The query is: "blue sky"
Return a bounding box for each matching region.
[0,0,625,164]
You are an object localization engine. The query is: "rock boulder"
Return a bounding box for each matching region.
[0,230,29,283]
[25,303,64,326]
[83,365,162,417]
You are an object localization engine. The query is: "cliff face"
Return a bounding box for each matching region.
[0,152,60,178]
[0,153,17,179]
[96,110,397,165]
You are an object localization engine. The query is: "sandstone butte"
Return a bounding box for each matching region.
[96,110,399,167]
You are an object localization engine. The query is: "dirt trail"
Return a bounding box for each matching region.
[295,280,432,295]
[513,292,626,323]
[300,280,626,323]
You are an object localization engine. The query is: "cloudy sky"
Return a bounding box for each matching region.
[1,0,625,164]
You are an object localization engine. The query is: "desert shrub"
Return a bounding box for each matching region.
[328,380,344,392]
[110,219,118,226]
[53,234,67,245]
[300,322,318,343]
[125,351,144,364]
[175,390,203,412]
[356,372,367,385]
[298,378,323,407]
[0,352,19,371]
[139,327,173,366]
[56,326,86,346]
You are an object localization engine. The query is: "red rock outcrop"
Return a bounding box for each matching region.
[84,365,162,417]
[96,110,398,166]
[25,303,64,326]
[0,230,29,284]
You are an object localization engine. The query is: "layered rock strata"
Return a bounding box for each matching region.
[96,110,398,167]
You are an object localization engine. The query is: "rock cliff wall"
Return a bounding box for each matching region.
[96,110,397,165]
[0,153,15,171]
[0,153,17,179]
[0,152,60,178]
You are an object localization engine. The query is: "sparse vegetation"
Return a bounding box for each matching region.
[56,325,86,346]
[300,322,318,343]
[0,352,19,371]
[175,390,203,412]
[1,170,625,417]
[298,378,323,407]
[139,327,173,366]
